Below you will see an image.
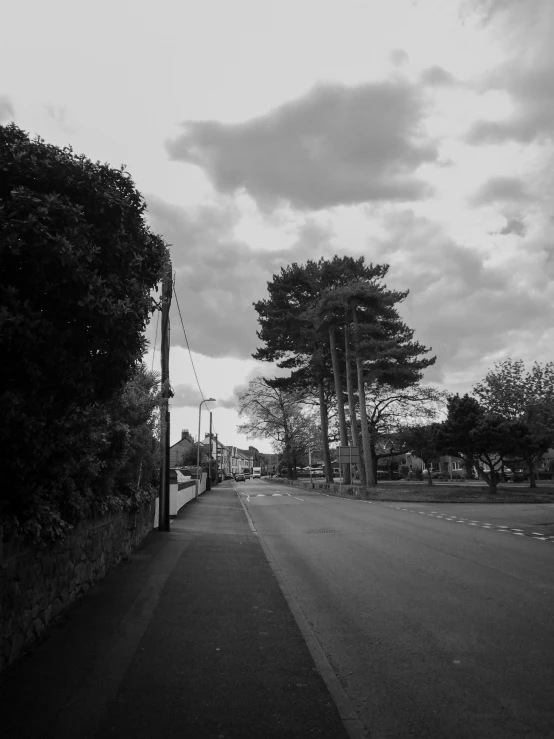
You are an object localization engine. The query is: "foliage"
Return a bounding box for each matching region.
[437,394,518,494]
[398,422,443,486]
[472,359,554,486]
[367,383,447,460]
[3,364,162,543]
[237,377,319,478]
[178,444,209,469]
[0,124,169,541]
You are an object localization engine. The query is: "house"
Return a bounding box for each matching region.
[169,429,195,468]
[226,446,252,475]
[237,445,260,472]
[202,433,231,477]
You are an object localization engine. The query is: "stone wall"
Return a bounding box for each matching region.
[0,502,154,672]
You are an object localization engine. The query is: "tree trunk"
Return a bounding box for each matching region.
[529,463,537,488]
[328,327,351,484]
[318,378,334,482]
[344,328,366,487]
[478,467,497,494]
[370,438,378,485]
[351,307,376,488]
[426,461,433,486]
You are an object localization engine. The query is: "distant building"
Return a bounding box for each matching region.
[170,429,195,468]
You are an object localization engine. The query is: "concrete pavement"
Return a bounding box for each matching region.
[1,483,350,739]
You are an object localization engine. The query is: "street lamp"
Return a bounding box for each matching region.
[196,398,215,500]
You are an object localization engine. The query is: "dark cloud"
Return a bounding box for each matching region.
[0,95,14,123]
[464,1,554,145]
[390,49,409,67]
[493,215,527,237]
[420,66,458,87]
[144,195,337,360]
[166,80,439,210]
[171,382,236,409]
[469,176,531,206]
[367,210,554,388]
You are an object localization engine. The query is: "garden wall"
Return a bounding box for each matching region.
[0,501,154,672]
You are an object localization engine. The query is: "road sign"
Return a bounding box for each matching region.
[337,446,360,463]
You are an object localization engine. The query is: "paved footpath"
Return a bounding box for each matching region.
[1,484,350,739]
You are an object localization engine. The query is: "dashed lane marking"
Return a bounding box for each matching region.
[382,504,554,544]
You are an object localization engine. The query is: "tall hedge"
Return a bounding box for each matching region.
[0,124,170,540]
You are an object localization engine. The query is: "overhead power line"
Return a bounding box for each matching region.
[172,277,207,403]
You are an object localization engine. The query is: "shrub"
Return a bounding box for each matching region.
[0,124,169,542]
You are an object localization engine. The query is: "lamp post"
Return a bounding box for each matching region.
[196,398,215,500]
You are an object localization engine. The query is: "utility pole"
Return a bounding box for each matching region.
[158,267,172,532]
[214,432,219,484]
[208,411,213,490]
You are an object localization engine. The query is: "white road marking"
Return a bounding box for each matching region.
[294,496,304,501]
[513,532,524,536]
[512,528,524,532]
[272,493,283,496]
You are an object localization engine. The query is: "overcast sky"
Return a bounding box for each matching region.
[3,0,553,452]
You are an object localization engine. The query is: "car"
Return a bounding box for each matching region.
[244,472,251,480]
[422,469,444,479]
[234,473,245,482]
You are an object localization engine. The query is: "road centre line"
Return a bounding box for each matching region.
[380,503,554,544]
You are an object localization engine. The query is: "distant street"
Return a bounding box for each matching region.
[239,479,554,739]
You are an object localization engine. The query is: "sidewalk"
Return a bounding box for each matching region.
[1,484,349,739]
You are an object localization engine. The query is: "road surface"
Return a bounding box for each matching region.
[237,479,554,739]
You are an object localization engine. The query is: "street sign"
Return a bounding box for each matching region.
[337,446,360,463]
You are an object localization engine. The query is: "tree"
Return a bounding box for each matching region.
[237,377,316,479]
[0,124,170,539]
[437,395,517,494]
[473,359,554,487]
[368,384,447,478]
[398,423,442,486]
[253,257,364,482]
[316,276,435,488]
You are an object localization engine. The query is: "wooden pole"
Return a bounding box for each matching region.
[158,268,172,531]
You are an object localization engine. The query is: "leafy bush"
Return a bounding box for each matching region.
[0,124,169,542]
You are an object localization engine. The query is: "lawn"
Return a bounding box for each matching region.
[273,477,554,504]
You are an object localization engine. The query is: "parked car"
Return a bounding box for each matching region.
[234,473,245,482]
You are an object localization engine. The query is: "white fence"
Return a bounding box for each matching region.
[153,472,207,528]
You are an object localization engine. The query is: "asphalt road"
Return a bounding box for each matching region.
[237,479,554,739]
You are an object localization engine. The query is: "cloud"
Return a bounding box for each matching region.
[468,176,531,206]
[166,80,439,210]
[419,66,458,88]
[492,215,527,237]
[145,194,337,360]
[171,383,204,408]
[171,382,236,409]
[0,95,14,123]
[367,210,554,389]
[464,0,554,145]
